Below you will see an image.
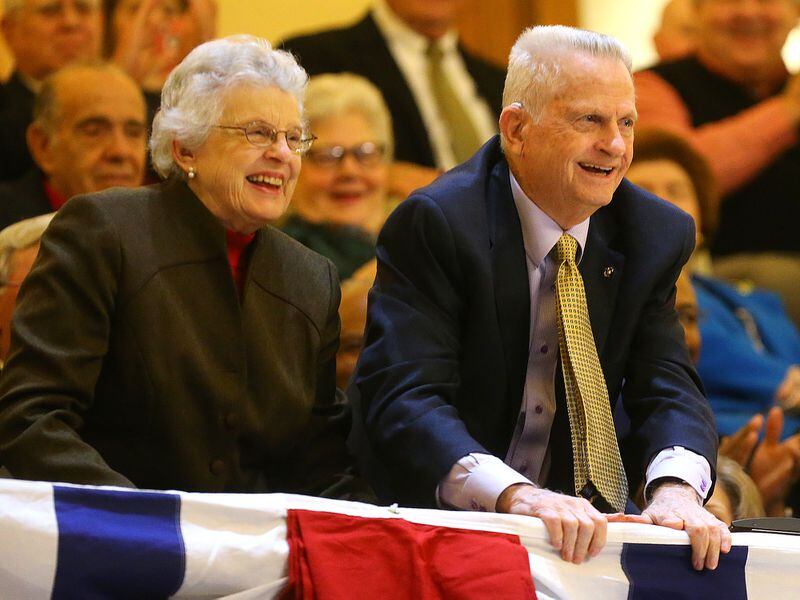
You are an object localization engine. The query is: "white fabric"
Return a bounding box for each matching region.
[0,479,799,598]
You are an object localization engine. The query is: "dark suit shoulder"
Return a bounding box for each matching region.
[279,13,373,74]
[608,178,696,262]
[0,169,52,231]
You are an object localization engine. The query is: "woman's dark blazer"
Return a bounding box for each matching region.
[0,179,360,497]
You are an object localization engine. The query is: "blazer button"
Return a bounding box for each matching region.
[224,412,239,429]
[209,459,226,476]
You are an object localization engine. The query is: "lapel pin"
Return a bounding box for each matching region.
[602,266,614,278]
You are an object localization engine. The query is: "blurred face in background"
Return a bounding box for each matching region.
[294,110,389,235]
[625,158,703,246]
[654,0,699,61]
[2,0,102,80]
[28,67,147,200]
[385,0,465,39]
[695,0,799,83]
[112,0,184,49]
[675,270,701,364]
[0,243,39,362]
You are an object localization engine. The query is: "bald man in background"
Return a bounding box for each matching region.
[0,62,147,229]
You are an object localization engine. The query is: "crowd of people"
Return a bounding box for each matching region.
[0,0,799,576]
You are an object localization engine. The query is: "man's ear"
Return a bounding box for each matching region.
[26,123,56,177]
[499,104,528,158]
[171,139,196,174]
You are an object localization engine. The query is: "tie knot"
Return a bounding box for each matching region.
[556,233,578,263]
[427,41,444,64]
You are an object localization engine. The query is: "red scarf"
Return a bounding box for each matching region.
[225,229,256,297]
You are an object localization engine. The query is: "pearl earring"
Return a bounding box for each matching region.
[187,167,196,179]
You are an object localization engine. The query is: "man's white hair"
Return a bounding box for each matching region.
[149,35,308,179]
[503,25,633,122]
[0,213,53,288]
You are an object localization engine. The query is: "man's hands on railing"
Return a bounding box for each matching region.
[497,480,732,571]
[496,483,607,565]
[608,481,731,571]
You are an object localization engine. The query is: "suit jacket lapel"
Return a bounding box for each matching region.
[581,207,624,359]
[354,13,436,166]
[486,158,530,421]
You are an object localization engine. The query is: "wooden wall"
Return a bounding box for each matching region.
[458,0,579,67]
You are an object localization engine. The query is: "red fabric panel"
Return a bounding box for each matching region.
[283,509,536,600]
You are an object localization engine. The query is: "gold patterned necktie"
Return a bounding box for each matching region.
[555,233,628,512]
[426,42,484,164]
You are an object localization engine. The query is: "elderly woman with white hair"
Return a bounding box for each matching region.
[0,36,369,499]
[282,73,393,280]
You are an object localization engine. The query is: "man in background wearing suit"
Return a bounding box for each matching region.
[280,0,504,198]
[353,25,729,571]
[0,0,103,181]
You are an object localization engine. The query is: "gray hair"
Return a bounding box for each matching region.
[716,455,765,521]
[150,35,308,179]
[0,213,54,287]
[32,60,138,133]
[503,25,633,122]
[304,73,394,161]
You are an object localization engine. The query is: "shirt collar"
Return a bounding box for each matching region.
[509,170,589,267]
[42,178,68,212]
[372,0,458,54]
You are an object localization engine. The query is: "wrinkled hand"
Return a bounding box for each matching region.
[496,483,607,564]
[610,481,731,570]
[747,407,800,514]
[719,412,763,465]
[776,366,800,411]
[387,161,442,200]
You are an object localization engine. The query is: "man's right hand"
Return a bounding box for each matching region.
[496,483,607,564]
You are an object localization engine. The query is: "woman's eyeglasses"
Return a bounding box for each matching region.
[304,142,386,167]
[215,122,317,155]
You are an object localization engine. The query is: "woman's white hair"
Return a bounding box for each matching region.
[503,25,633,122]
[149,35,308,179]
[303,73,394,161]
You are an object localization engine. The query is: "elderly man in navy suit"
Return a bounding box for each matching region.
[353,25,729,570]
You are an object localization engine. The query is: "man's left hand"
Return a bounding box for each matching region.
[608,481,731,571]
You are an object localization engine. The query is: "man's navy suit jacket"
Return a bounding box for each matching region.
[352,136,718,507]
[279,12,505,169]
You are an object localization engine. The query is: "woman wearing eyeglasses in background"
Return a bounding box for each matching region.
[283,73,394,281]
[0,37,371,501]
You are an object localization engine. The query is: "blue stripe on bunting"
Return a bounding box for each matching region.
[621,543,748,600]
[52,485,185,599]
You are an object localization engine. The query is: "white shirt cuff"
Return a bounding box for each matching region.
[437,453,532,511]
[645,446,712,502]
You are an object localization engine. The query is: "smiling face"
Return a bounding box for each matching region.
[696,0,799,82]
[29,66,147,199]
[293,110,388,233]
[501,52,636,229]
[177,84,302,233]
[2,0,102,80]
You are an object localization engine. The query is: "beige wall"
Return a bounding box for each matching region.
[218,0,371,45]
